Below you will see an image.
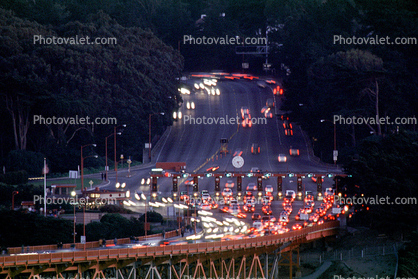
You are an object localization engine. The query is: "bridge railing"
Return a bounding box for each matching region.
[6,229,181,255]
[1,222,339,267]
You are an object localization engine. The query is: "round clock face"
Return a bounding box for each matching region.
[232,156,244,168]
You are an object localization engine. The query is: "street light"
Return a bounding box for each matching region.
[127,156,132,177]
[113,125,127,184]
[149,113,165,161]
[12,191,19,210]
[80,144,97,192]
[71,191,76,245]
[320,119,337,165]
[143,181,151,239]
[105,132,121,182]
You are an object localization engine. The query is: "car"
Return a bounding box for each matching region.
[309,213,320,223]
[266,98,275,108]
[244,191,255,203]
[180,191,189,202]
[284,204,293,213]
[186,101,195,110]
[284,128,293,136]
[278,154,287,162]
[206,165,220,172]
[251,143,260,154]
[279,211,289,224]
[252,221,263,231]
[201,203,212,210]
[229,203,240,215]
[184,179,194,186]
[202,193,211,203]
[262,196,271,206]
[225,180,234,188]
[279,114,290,121]
[237,212,246,219]
[292,224,303,230]
[246,183,257,191]
[173,110,182,120]
[252,213,261,220]
[233,150,243,156]
[202,190,209,195]
[240,107,250,119]
[222,188,233,198]
[243,199,255,212]
[265,185,273,195]
[283,120,292,130]
[289,148,300,156]
[220,206,229,213]
[285,190,296,199]
[264,109,273,119]
[261,216,276,224]
[305,191,314,199]
[262,205,273,215]
[325,188,335,197]
[250,167,261,173]
[303,204,313,214]
[242,114,252,127]
[261,106,269,114]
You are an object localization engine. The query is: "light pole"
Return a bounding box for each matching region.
[320,119,337,165]
[71,191,76,245]
[114,124,127,178]
[148,113,165,161]
[80,144,97,192]
[127,157,132,177]
[12,191,19,210]
[105,132,121,182]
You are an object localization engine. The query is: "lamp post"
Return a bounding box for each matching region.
[12,191,19,210]
[80,144,97,192]
[148,113,165,161]
[80,152,97,244]
[71,191,76,245]
[320,119,337,165]
[105,132,121,182]
[141,191,148,239]
[114,124,127,179]
[127,157,132,177]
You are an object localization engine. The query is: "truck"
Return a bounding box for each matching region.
[155,162,186,172]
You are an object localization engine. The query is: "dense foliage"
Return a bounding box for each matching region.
[0,209,73,247]
[341,131,418,231]
[0,8,183,173]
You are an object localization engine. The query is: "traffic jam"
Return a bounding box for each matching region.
[176,176,347,241]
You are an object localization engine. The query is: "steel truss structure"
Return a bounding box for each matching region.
[1,222,338,279]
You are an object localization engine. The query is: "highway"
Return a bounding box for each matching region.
[95,74,344,234]
[0,75,345,278]
[111,76,339,188]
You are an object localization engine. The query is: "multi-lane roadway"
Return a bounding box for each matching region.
[101,73,343,234]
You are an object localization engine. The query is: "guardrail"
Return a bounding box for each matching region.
[6,229,181,255]
[1,222,339,268]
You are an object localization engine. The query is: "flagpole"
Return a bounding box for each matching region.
[44,157,47,217]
